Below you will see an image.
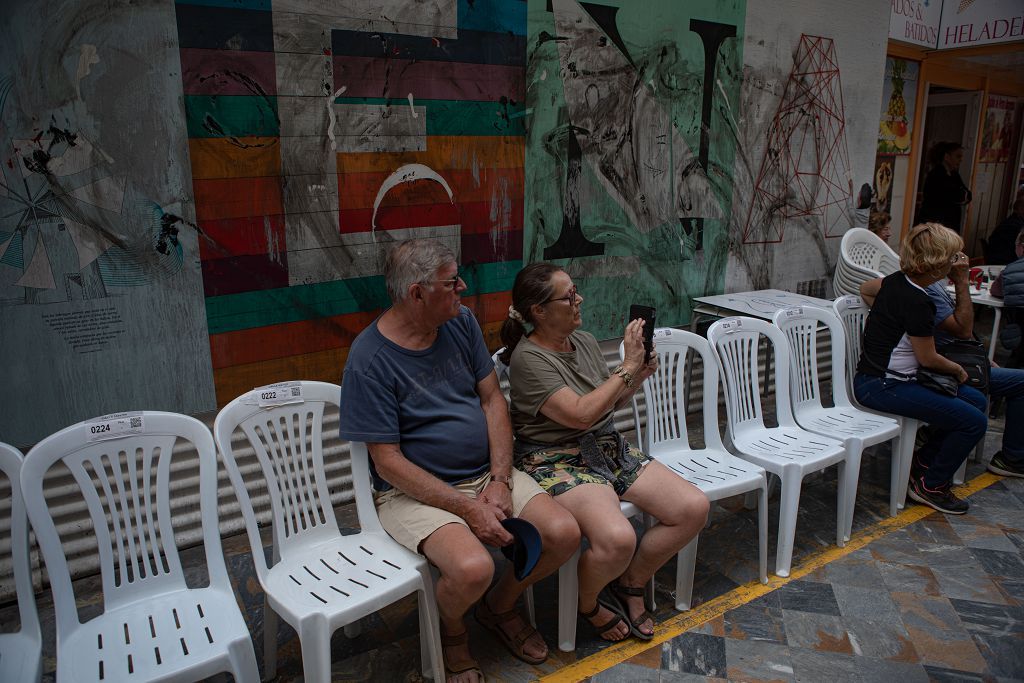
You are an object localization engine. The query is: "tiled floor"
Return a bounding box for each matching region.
[7,429,1024,681]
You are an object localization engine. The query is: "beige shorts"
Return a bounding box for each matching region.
[375,469,546,553]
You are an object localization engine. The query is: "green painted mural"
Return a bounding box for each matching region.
[525,0,745,338]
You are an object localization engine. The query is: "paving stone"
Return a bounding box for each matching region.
[853,656,930,683]
[900,517,965,547]
[722,603,788,644]
[920,664,991,682]
[931,563,1014,605]
[843,616,919,662]
[891,592,987,673]
[723,638,795,682]
[965,485,1024,511]
[869,534,936,566]
[950,598,1024,638]
[789,649,860,683]
[967,503,1024,529]
[661,632,726,678]
[831,584,902,623]
[591,661,662,683]
[772,580,842,616]
[877,560,942,596]
[820,555,887,589]
[781,610,852,654]
[972,548,1024,580]
[994,577,1024,605]
[969,632,1024,679]
[947,517,1020,552]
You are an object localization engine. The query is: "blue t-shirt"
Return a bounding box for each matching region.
[338,306,494,491]
[926,282,956,345]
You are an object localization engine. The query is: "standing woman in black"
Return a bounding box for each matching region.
[918,141,972,232]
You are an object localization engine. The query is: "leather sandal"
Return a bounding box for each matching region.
[579,598,629,642]
[441,629,484,683]
[609,582,655,641]
[475,596,548,665]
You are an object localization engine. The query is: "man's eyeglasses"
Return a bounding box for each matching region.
[542,285,578,306]
[429,272,463,290]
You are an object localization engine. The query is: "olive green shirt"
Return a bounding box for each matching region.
[509,330,614,444]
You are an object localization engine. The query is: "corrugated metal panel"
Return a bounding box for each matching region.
[2,326,831,597]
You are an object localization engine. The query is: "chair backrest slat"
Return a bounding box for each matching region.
[774,305,853,411]
[833,295,869,399]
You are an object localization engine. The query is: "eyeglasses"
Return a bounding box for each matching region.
[542,285,579,306]
[430,270,462,290]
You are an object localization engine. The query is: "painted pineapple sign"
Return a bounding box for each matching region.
[877,58,918,156]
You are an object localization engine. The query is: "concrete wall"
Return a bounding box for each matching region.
[0,0,891,446]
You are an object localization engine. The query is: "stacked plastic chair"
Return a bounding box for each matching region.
[833,228,900,296]
[0,442,42,683]
[22,412,259,683]
[214,381,444,682]
[623,329,769,610]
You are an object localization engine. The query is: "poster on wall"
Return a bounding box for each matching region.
[525,0,745,338]
[0,2,216,447]
[878,58,918,156]
[873,154,897,215]
[980,95,1017,163]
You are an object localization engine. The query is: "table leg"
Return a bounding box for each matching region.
[989,308,1002,362]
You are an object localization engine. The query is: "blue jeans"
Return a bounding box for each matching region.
[989,366,1024,465]
[854,373,987,487]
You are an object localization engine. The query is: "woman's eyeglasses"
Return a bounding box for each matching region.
[542,285,578,306]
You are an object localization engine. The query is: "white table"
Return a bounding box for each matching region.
[944,282,1004,361]
[691,289,834,328]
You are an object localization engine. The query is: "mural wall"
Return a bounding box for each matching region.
[0,0,893,446]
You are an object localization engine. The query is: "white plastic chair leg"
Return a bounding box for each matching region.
[523,585,537,628]
[557,546,582,652]
[953,459,967,485]
[674,535,699,611]
[895,418,920,510]
[835,460,848,549]
[299,622,333,683]
[262,596,277,681]
[229,637,261,683]
[416,577,445,682]
[841,442,864,542]
[757,483,769,585]
[888,437,902,517]
[775,468,805,577]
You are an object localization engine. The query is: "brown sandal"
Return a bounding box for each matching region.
[475,596,548,665]
[609,582,655,641]
[580,599,629,642]
[441,629,484,683]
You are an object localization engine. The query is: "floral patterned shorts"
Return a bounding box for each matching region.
[517,437,651,497]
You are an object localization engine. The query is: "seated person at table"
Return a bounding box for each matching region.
[500,263,709,642]
[985,198,1024,265]
[863,234,1024,479]
[339,239,581,682]
[855,223,987,514]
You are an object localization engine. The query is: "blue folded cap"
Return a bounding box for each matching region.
[500,517,542,581]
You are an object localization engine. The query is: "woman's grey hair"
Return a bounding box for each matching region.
[384,238,456,303]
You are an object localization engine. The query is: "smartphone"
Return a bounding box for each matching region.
[628,304,656,364]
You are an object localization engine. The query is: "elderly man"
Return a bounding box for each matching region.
[338,239,580,682]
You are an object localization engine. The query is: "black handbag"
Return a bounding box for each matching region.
[912,367,960,396]
[936,338,989,392]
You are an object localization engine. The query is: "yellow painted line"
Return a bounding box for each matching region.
[541,471,1002,682]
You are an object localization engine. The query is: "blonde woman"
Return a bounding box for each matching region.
[855,223,986,515]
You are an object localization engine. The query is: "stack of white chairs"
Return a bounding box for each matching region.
[214,381,444,682]
[833,295,920,510]
[22,412,259,683]
[0,442,42,683]
[772,306,902,537]
[834,228,900,296]
[707,317,848,577]
[624,329,768,610]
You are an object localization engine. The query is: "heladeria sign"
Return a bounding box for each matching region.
[890,0,1024,50]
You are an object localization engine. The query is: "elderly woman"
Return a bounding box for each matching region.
[855,223,987,515]
[868,211,892,243]
[500,263,709,642]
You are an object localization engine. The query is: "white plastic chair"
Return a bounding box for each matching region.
[834,228,900,297]
[0,442,42,683]
[494,348,646,652]
[707,317,848,577]
[773,307,902,538]
[622,329,769,610]
[833,295,920,510]
[214,382,444,682]
[22,412,259,683]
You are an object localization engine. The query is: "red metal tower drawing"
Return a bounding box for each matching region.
[742,34,854,244]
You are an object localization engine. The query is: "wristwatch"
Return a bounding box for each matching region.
[491,473,513,490]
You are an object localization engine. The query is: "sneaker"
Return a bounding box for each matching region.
[987,451,1024,478]
[907,476,969,515]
